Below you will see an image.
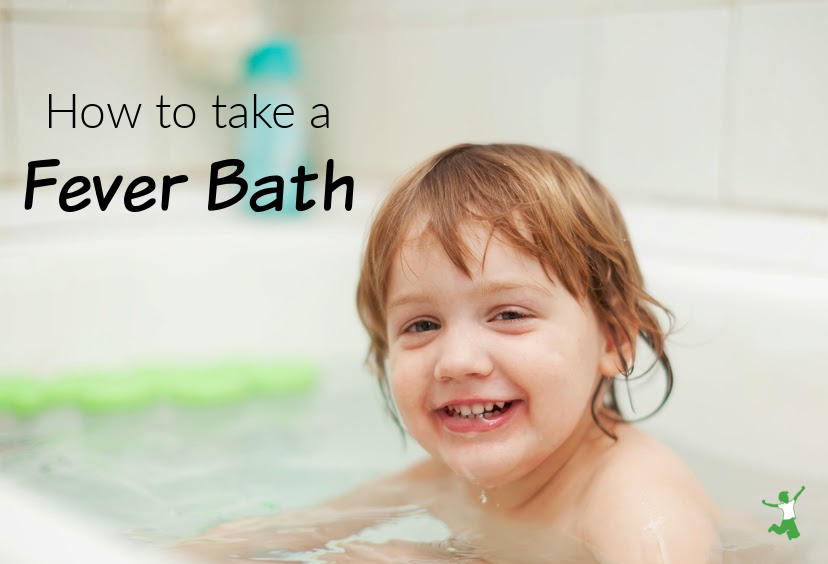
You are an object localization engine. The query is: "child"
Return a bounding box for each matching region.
[172,143,722,563]
[763,486,805,540]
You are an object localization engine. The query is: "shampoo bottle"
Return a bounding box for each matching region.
[240,40,308,216]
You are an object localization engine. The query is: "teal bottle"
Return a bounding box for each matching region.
[240,40,308,216]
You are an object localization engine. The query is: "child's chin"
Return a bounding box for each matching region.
[445,456,517,489]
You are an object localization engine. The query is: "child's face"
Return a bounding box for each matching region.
[385,220,621,488]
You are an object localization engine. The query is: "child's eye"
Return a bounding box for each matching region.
[494,310,528,322]
[404,320,441,333]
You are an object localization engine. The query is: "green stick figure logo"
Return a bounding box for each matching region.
[762,486,805,540]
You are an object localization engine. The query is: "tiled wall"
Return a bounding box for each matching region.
[1,0,827,214]
[298,0,828,214]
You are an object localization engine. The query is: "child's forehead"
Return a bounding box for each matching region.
[384,217,593,314]
[397,218,493,257]
[393,220,542,278]
[397,214,432,246]
[398,213,514,247]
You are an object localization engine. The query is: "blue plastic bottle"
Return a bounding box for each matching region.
[240,40,308,216]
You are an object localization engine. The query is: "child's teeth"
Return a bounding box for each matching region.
[446,401,514,418]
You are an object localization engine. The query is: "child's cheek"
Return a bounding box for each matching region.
[387,354,418,406]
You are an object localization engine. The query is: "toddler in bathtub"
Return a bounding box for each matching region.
[171,144,721,563]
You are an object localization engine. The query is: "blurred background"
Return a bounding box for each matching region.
[0,0,827,559]
[1,0,827,211]
[0,0,824,363]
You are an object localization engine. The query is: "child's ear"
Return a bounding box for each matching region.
[598,319,636,377]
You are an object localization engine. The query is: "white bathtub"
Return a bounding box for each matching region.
[1,181,826,561]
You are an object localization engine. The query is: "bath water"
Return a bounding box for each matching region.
[0,361,824,563]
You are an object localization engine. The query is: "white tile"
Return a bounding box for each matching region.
[11,22,155,181]
[382,26,494,175]
[11,0,148,13]
[485,19,587,159]
[726,1,828,212]
[586,8,729,202]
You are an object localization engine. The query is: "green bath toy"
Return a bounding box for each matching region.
[0,359,318,416]
[0,377,50,416]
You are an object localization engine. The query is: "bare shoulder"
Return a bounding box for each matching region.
[577,425,722,564]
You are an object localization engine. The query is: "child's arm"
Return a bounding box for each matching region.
[165,457,444,559]
[793,486,805,501]
[761,499,779,507]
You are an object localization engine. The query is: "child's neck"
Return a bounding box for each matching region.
[465,413,618,516]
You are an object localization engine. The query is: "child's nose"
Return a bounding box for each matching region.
[433,324,494,382]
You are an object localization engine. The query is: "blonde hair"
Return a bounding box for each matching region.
[356,143,673,438]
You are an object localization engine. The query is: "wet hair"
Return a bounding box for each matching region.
[355,143,674,440]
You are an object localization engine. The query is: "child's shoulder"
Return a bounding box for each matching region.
[587,424,708,489]
[576,425,721,564]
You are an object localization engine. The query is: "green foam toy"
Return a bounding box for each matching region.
[0,377,50,416]
[0,359,318,416]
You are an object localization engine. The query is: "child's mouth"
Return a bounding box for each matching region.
[442,401,514,420]
[437,400,521,433]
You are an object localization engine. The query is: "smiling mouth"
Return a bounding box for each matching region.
[442,401,515,420]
